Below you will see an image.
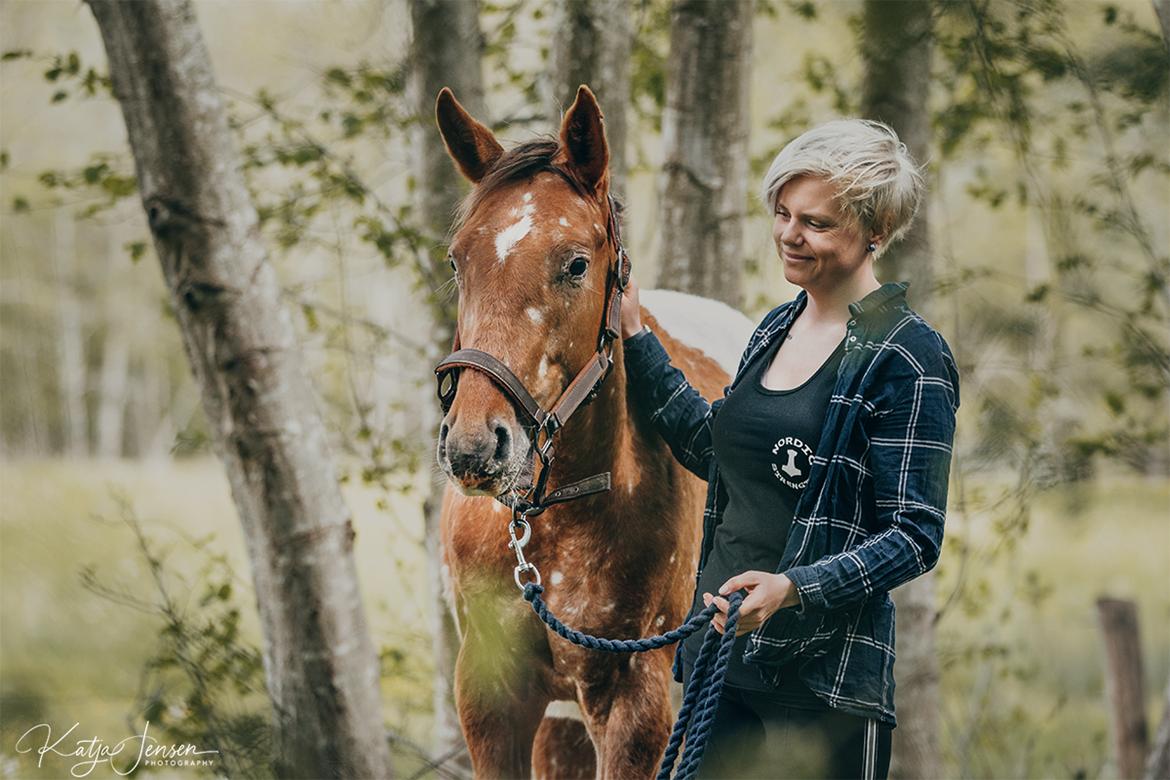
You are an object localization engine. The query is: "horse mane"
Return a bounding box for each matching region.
[452,137,622,234]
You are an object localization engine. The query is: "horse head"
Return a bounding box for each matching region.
[434,86,624,501]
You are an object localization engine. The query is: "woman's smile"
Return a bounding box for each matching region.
[782,249,815,262]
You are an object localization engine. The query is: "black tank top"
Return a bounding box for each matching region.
[682,329,845,703]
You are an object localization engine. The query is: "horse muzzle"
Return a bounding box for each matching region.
[438,414,533,497]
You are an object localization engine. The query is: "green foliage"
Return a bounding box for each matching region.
[630,0,671,135]
[80,496,274,778]
[41,50,110,101]
[933,0,1169,480]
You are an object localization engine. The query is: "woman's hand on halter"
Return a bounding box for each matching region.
[619,274,643,340]
[703,571,801,636]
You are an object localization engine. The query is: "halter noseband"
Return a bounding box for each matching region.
[434,193,631,518]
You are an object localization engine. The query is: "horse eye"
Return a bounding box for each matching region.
[448,253,457,273]
[567,256,588,278]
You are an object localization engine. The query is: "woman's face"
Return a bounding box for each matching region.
[771,175,875,294]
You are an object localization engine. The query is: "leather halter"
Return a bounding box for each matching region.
[434,193,631,517]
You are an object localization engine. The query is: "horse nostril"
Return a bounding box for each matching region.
[493,423,511,462]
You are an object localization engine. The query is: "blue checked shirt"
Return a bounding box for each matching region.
[624,282,960,726]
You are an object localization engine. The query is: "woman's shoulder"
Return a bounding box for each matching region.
[867,306,960,407]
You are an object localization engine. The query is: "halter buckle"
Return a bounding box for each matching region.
[616,247,631,292]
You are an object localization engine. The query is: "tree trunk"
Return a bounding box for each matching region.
[547,0,632,197]
[656,0,751,306]
[95,330,129,457]
[860,0,933,310]
[859,2,940,778]
[1154,0,1170,50]
[84,2,392,777]
[97,229,129,458]
[410,0,485,773]
[1097,598,1150,780]
[53,209,88,457]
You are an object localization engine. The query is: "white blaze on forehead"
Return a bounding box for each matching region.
[558,217,570,227]
[538,355,550,380]
[526,307,544,324]
[495,198,536,265]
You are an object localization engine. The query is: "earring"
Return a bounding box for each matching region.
[866,242,877,253]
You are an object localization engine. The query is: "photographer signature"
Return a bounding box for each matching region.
[15,720,219,777]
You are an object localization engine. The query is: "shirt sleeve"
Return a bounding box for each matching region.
[782,364,959,615]
[623,328,738,481]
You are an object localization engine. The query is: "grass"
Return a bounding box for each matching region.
[0,458,1166,778]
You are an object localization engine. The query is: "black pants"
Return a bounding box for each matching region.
[694,685,892,780]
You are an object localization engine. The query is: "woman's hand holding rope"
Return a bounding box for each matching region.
[703,571,802,636]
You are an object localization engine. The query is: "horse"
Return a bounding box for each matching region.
[433,85,751,779]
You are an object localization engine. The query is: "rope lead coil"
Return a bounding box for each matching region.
[522,583,743,780]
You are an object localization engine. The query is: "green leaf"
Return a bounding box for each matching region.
[83,162,107,184]
[50,90,68,103]
[786,1,816,20]
[1025,284,1049,303]
[125,241,148,263]
[101,174,137,198]
[302,303,319,332]
[324,67,351,88]
[1,50,32,61]
[12,196,29,212]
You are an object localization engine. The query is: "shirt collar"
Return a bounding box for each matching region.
[779,281,909,328]
[847,281,910,319]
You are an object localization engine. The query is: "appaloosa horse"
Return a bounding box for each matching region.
[434,85,739,779]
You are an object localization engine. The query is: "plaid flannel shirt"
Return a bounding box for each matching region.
[624,282,959,726]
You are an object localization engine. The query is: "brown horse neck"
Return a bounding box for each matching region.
[541,340,644,503]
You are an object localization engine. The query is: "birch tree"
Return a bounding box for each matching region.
[547,0,632,196]
[410,0,485,772]
[655,0,752,306]
[52,209,88,457]
[859,2,939,777]
[83,1,391,776]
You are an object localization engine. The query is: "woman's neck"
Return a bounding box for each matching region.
[802,270,881,326]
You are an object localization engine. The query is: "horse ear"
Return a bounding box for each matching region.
[436,87,504,183]
[559,85,609,193]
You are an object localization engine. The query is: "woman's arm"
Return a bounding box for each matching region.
[620,275,742,481]
[624,329,726,480]
[781,352,959,615]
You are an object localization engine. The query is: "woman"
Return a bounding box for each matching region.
[620,119,960,779]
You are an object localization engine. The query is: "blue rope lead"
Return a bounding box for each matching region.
[522,583,742,780]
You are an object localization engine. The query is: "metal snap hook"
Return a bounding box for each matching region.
[508,519,532,550]
[514,562,542,590]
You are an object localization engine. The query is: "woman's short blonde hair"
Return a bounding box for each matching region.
[760,119,924,256]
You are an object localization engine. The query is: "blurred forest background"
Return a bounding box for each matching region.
[1,0,1168,778]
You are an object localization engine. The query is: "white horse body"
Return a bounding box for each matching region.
[641,288,756,376]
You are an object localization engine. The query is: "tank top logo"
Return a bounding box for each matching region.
[771,435,813,489]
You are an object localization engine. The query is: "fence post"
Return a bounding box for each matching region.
[1097,597,1149,779]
